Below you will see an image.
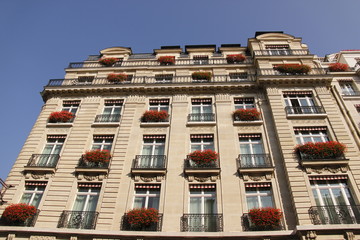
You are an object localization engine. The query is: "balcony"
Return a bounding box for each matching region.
[309,205,360,225]
[131,155,167,181]
[342,91,360,97]
[187,113,216,126]
[180,214,223,232]
[253,49,310,56]
[75,155,111,180]
[184,157,220,181]
[285,106,327,119]
[0,209,40,227]
[94,114,121,123]
[237,154,274,180]
[242,213,284,231]
[298,152,348,172]
[58,211,99,229]
[24,154,59,177]
[258,68,327,76]
[121,213,163,231]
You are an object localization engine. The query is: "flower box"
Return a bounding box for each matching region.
[248,207,283,231]
[48,111,74,123]
[83,149,111,164]
[294,141,346,160]
[107,73,128,83]
[158,56,175,65]
[226,54,246,63]
[273,64,311,74]
[191,72,212,81]
[98,57,119,66]
[328,63,349,72]
[1,203,37,226]
[233,109,261,121]
[141,110,169,122]
[126,208,159,230]
[188,149,218,167]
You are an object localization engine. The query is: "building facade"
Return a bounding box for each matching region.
[1,32,360,240]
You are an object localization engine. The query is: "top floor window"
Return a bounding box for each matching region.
[62,100,80,115]
[149,99,170,112]
[234,98,255,109]
[265,44,290,55]
[193,55,209,65]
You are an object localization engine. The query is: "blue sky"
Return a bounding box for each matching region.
[0,0,359,180]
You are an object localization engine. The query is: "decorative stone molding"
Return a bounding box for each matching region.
[236,126,262,132]
[30,236,56,240]
[266,87,280,95]
[215,93,231,102]
[46,128,70,134]
[173,94,188,102]
[6,234,15,240]
[291,119,326,124]
[345,231,355,240]
[305,166,348,174]
[189,127,215,132]
[306,230,317,240]
[70,237,77,240]
[77,173,107,181]
[187,175,219,182]
[241,172,273,181]
[25,172,53,180]
[83,96,101,103]
[143,128,168,133]
[315,86,330,94]
[133,176,165,182]
[127,95,146,103]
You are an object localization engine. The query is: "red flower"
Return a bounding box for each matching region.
[83,149,111,163]
[188,149,218,166]
[158,56,175,65]
[226,54,246,63]
[273,64,311,74]
[294,141,346,159]
[2,203,37,224]
[141,110,169,122]
[48,111,74,123]
[107,73,128,82]
[248,207,282,230]
[126,208,159,227]
[328,63,349,72]
[233,108,261,121]
[191,72,212,80]
[98,57,119,66]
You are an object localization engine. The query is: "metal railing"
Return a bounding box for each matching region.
[48,117,74,123]
[181,214,223,232]
[299,152,347,161]
[94,114,121,123]
[253,49,309,56]
[77,155,110,168]
[258,68,327,76]
[0,209,40,227]
[45,75,257,87]
[27,154,60,168]
[184,157,220,169]
[188,113,215,122]
[58,211,99,229]
[132,155,167,169]
[121,213,163,231]
[242,213,284,231]
[67,58,253,69]
[285,106,326,115]
[309,205,360,225]
[342,91,360,96]
[237,154,272,169]
[0,179,13,205]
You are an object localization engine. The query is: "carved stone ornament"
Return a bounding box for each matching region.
[306,230,317,240]
[248,175,265,181]
[127,95,146,103]
[189,127,215,132]
[143,128,168,133]
[30,236,56,240]
[215,93,231,102]
[133,175,165,182]
[345,231,355,240]
[173,94,188,102]
[305,166,347,174]
[237,126,261,132]
[70,236,78,240]
[25,173,52,180]
[6,234,15,240]
[291,119,325,125]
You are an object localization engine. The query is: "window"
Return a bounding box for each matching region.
[234,98,255,109]
[283,91,317,114]
[265,44,290,55]
[193,55,209,65]
[190,134,214,151]
[103,100,122,115]
[62,100,80,115]
[149,99,169,112]
[245,183,274,209]
[138,135,166,168]
[92,135,114,151]
[239,134,265,167]
[294,127,329,144]
[155,74,173,83]
[340,82,356,95]
[229,73,248,82]
[38,135,65,167]
[190,99,214,122]
[133,185,160,209]
[20,182,46,208]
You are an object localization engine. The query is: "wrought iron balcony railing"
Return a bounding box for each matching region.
[67,58,253,69]
[141,117,169,123]
[121,213,163,231]
[58,211,99,229]
[45,74,257,87]
[299,152,347,161]
[309,205,360,225]
[285,106,326,115]
[132,155,167,169]
[253,49,310,56]
[94,114,121,123]
[188,113,215,122]
[237,154,272,169]
[342,91,360,96]
[242,213,284,231]
[258,68,327,76]
[181,214,223,232]
[77,155,110,168]
[184,157,220,169]
[27,154,60,168]
[0,209,40,227]
[48,117,75,123]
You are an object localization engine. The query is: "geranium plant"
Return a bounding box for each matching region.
[191,72,212,81]
[107,73,128,82]
[188,149,218,166]
[126,208,159,229]
[226,54,246,63]
[83,149,111,164]
[294,141,346,160]
[273,64,311,74]
[233,108,261,121]
[328,63,349,72]
[248,207,283,231]
[158,56,175,65]
[141,110,169,122]
[98,57,119,66]
[48,111,74,123]
[1,203,37,225]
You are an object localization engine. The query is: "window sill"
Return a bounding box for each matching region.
[233,120,263,126]
[23,166,56,179]
[91,122,120,127]
[186,121,216,126]
[286,113,327,119]
[342,95,360,100]
[140,122,170,127]
[46,122,73,127]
